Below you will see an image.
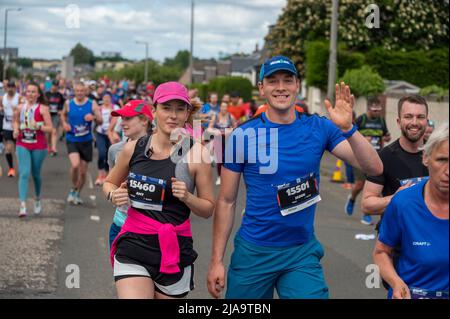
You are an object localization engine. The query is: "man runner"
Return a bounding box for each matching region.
[61,82,102,205]
[0,80,20,177]
[45,80,65,156]
[207,55,383,299]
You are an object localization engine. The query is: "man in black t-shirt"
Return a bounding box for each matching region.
[361,95,429,291]
[362,94,429,221]
[45,80,65,156]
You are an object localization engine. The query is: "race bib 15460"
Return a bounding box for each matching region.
[127,173,166,211]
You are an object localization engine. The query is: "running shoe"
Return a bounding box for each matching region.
[67,189,76,204]
[345,195,355,216]
[361,214,374,225]
[7,168,16,177]
[74,192,84,205]
[34,200,42,215]
[50,150,58,157]
[19,203,27,218]
[215,177,221,186]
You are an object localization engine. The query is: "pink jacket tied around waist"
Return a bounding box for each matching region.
[110,207,192,274]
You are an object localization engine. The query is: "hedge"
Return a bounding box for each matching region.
[305,41,329,90]
[305,40,366,91]
[305,40,449,90]
[366,48,449,89]
[207,76,253,102]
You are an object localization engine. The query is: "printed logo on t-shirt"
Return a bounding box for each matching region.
[399,176,429,187]
[412,241,431,247]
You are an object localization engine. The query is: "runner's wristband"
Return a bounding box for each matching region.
[341,124,358,139]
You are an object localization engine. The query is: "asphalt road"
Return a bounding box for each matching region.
[0,141,386,299]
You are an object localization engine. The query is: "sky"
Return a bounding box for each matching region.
[1,0,287,62]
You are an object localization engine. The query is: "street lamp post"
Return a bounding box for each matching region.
[136,40,149,84]
[189,0,195,84]
[3,8,22,81]
[327,0,339,102]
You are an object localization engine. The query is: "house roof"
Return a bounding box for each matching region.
[384,80,420,94]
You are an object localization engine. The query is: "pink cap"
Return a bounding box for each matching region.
[153,82,191,107]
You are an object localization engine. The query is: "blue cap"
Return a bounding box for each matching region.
[259,55,298,82]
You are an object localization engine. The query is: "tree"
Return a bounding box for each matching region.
[16,57,33,68]
[266,0,449,78]
[69,43,95,66]
[163,50,190,71]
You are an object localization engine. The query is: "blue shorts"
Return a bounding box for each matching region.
[226,234,329,299]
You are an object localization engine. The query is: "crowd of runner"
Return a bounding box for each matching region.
[0,54,447,300]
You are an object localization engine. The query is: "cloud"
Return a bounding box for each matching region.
[4,0,286,61]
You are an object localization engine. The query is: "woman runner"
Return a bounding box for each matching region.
[12,82,53,217]
[104,82,214,299]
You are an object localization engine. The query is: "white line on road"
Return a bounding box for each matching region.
[87,173,94,189]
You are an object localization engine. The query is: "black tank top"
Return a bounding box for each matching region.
[128,134,191,225]
[116,134,197,268]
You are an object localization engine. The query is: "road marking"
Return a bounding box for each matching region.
[87,172,94,189]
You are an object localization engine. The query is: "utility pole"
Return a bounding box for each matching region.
[327,0,339,102]
[3,8,21,81]
[136,41,149,83]
[189,0,195,84]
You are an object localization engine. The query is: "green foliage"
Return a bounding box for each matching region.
[366,47,449,88]
[305,41,329,90]
[338,49,365,78]
[70,43,95,66]
[305,40,366,90]
[6,67,18,79]
[420,85,449,101]
[207,76,253,102]
[16,57,33,68]
[266,0,449,78]
[164,50,190,71]
[341,65,385,97]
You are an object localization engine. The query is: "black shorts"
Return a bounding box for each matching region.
[51,114,60,128]
[114,255,195,298]
[67,141,93,162]
[113,233,197,297]
[2,130,15,142]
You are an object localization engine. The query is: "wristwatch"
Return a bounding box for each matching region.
[107,190,114,202]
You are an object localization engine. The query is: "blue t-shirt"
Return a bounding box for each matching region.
[379,180,449,298]
[201,103,219,114]
[224,112,345,247]
[201,103,219,128]
[66,99,94,143]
